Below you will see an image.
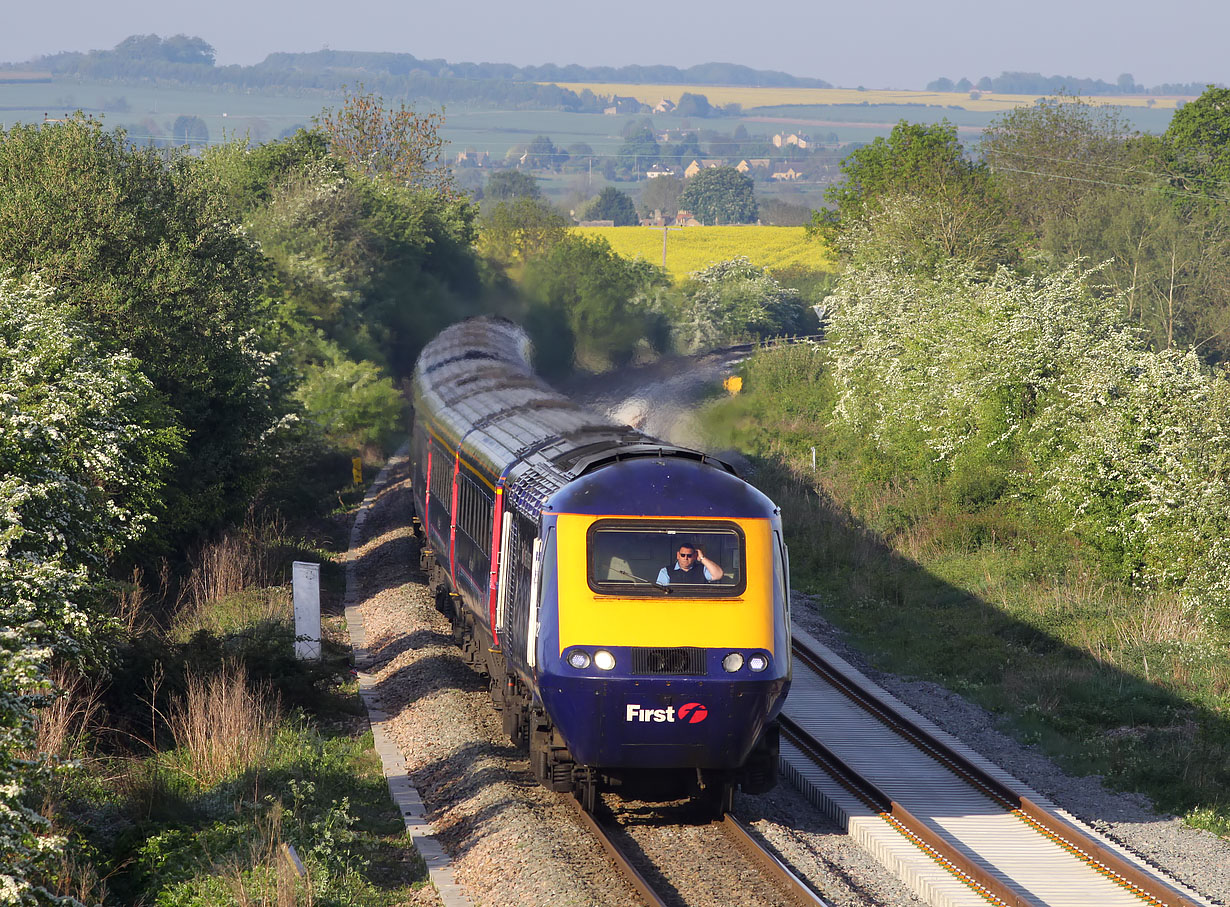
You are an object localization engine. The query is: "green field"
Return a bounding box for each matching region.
[0,77,1182,183]
[575,225,832,280]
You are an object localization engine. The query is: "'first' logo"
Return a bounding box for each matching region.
[625,702,708,723]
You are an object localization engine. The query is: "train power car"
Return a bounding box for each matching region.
[409,317,791,811]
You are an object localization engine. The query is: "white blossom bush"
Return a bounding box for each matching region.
[824,253,1230,624]
[673,257,803,353]
[1,275,179,903]
[0,634,59,907]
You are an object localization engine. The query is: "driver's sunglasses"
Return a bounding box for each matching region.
[678,552,696,558]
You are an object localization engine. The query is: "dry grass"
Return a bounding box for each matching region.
[45,845,110,906]
[34,663,105,760]
[113,566,157,637]
[173,516,294,636]
[543,82,1196,112]
[167,664,281,787]
[183,518,285,609]
[1111,592,1206,647]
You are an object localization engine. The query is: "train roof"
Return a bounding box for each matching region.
[412,317,738,515]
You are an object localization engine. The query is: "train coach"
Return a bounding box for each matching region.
[409,317,791,811]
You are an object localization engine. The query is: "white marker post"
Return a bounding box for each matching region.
[292,561,321,660]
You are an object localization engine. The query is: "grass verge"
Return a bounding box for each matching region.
[36,466,434,905]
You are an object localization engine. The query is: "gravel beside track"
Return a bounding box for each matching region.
[347,454,1229,906]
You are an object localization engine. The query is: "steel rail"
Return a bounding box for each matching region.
[565,795,671,907]
[790,636,1207,907]
[719,812,835,907]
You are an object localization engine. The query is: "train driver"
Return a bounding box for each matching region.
[656,542,725,585]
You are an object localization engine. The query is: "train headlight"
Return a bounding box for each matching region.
[722,652,744,672]
[748,654,769,672]
[567,650,591,669]
[594,650,616,671]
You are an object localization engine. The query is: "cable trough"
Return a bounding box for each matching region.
[782,628,1215,907]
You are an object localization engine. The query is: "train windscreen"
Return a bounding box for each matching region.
[586,521,746,596]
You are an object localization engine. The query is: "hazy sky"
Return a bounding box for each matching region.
[6,0,1228,90]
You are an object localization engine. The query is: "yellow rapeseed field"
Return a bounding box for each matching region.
[575,225,833,281]
[545,83,1193,112]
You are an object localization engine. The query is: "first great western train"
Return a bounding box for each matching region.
[409,317,791,810]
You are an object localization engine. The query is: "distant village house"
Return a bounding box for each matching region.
[456,150,489,167]
[772,132,810,149]
[736,158,771,173]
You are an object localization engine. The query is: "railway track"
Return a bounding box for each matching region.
[567,793,833,907]
[782,628,1215,907]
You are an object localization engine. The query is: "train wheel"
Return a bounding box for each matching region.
[696,771,734,819]
[576,767,600,813]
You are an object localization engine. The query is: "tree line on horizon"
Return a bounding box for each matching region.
[927,70,1221,97]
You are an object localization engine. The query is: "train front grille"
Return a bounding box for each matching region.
[630,646,707,675]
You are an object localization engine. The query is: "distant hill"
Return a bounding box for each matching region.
[0,36,830,112]
[254,50,831,88]
[1,36,829,101]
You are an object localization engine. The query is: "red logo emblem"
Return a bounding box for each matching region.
[678,702,708,724]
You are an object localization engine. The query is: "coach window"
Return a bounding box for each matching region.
[586,521,746,596]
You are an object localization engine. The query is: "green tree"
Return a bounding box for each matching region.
[815,120,1016,272]
[199,129,330,218]
[679,166,758,224]
[980,97,1138,235]
[616,123,660,176]
[640,174,684,217]
[583,187,639,225]
[675,92,713,118]
[1161,85,1230,197]
[315,85,453,193]
[171,114,209,146]
[0,116,287,549]
[663,132,702,168]
[247,152,483,377]
[525,135,566,169]
[823,119,984,225]
[479,196,570,266]
[485,169,541,202]
[295,342,405,451]
[522,235,669,373]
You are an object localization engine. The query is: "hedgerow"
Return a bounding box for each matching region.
[825,249,1230,625]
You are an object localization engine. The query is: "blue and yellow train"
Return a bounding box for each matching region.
[410,317,791,810]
